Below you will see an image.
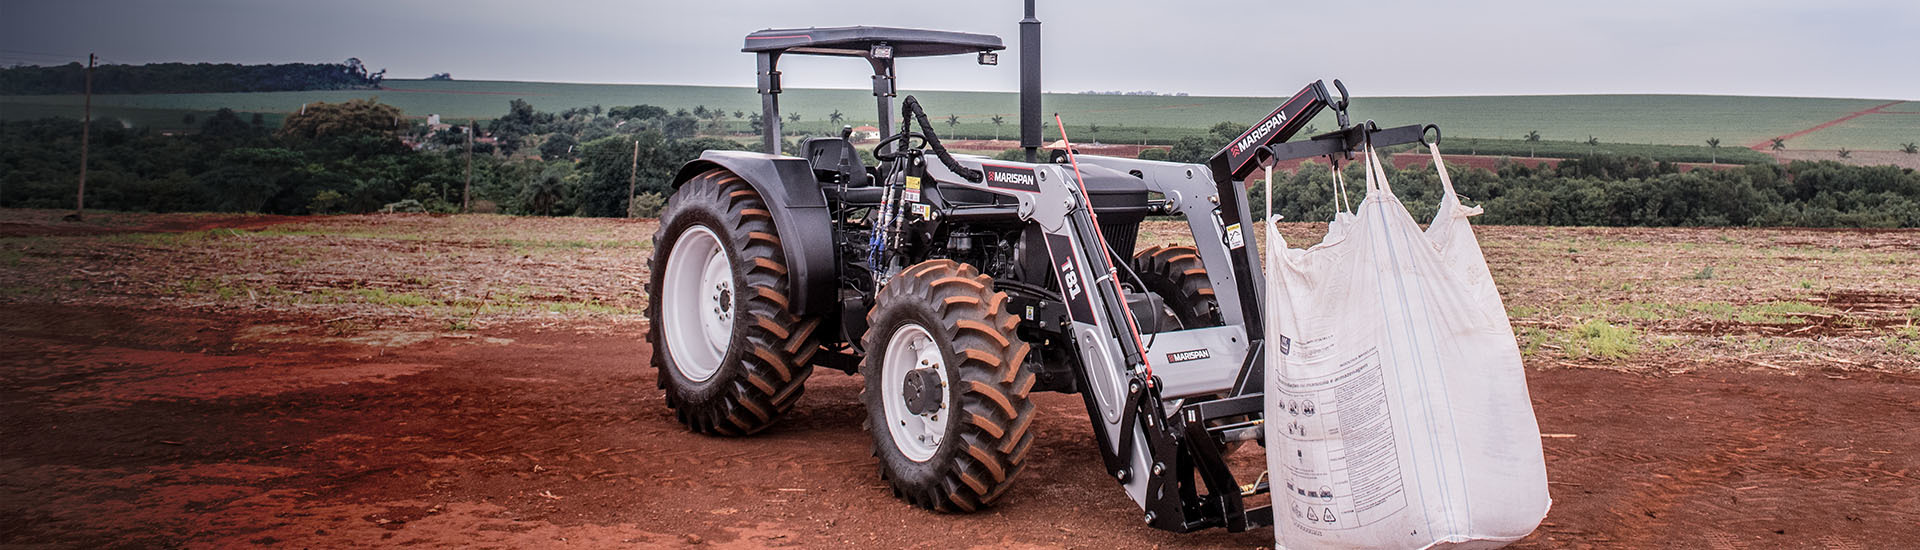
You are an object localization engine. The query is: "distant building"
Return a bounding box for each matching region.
[851,125,881,142]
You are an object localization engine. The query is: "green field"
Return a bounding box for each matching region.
[3,79,1913,150]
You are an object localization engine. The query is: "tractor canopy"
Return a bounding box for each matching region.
[743,26,1003,57]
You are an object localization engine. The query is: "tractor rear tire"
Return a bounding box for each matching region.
[1132,245,1222,330]
[860,260,1036,512]
[647,168,821,436]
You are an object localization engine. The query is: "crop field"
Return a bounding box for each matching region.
[4,79,1914,151]
[2,208,1916,548]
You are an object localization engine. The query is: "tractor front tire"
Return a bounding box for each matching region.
[861,260,1036,512]
[1132,244,1222,330]
[647,168,821,436]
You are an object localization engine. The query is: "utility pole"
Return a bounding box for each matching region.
[74,53,95,221]
[628,139,640,217]
[463,119,474,212]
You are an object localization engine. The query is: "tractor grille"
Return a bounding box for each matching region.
[1101,222,1140,260]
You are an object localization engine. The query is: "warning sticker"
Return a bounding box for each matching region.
[1275,348,1406,531]
[903,176,923,202]
[1225,223,1245,249]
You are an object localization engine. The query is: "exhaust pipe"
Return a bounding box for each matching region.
[1020,0,1041,163]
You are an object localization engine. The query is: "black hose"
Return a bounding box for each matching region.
[900,95,983,182]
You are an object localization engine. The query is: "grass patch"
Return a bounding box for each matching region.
[100,230,227,248]
[1734,301,1827,324]
[349,287,435,307]
[1689,265,1715,280]
[1889,326,1920,355]
[543,301,636,315]
[1563,319,1639,360]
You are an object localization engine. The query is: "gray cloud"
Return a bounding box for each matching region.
[3,0,1915,99]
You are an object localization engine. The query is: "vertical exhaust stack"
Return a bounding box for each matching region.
[1020,0,1041,163]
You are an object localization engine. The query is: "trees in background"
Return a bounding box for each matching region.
[0,97,744,217]
[1252,156,1920,228]
[278,99,404,141]
[7,96,1916,227]
[1167,121,1248,163]
[0,59,385,94]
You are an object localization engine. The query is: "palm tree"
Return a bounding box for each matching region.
[732,110,744,119]
[1838,148,1852,159]
[692,105,710,119]
[1523,130,1541,158]
[1901,142,1917,154]
[1088,123,1101,144]
[1585,135,1600,157]
[990,115,1005,140]
[1303,124,1318,135]
[828,109,844,126]
[946,114,960,131]
[1706,137,1721,164]
[1770,137,1786,151]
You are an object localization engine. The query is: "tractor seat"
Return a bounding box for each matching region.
[800,137,871,188]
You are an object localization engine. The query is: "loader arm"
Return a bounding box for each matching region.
[922,154,1273,532]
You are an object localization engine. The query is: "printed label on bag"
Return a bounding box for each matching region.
[1274,347,1406,532]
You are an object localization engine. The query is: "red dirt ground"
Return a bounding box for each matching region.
[4,302,1916,549]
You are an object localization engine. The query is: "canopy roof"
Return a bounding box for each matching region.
[743,26,1004,58]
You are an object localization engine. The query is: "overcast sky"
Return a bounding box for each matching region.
[3,0,1916,99]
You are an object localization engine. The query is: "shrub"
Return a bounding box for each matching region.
[628,192,667,218]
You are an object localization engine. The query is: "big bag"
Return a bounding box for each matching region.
[1262,145,1549,549]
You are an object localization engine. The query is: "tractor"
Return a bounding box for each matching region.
[645,12,1437,532]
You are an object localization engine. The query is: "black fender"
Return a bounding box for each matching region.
[672,150,835,318]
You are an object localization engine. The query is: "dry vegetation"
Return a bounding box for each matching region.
[1146,220,1920,373]
[1,210,658,333]
[4,209,1916,372]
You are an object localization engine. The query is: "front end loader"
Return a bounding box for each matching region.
[645,18,1438,533]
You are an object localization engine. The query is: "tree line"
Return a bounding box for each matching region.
[0,98,742,217]
[3,103,1916,227]
[1155,123,1920,228]
[0,59,385,94]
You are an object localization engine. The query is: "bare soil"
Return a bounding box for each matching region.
[3,210,1918,548]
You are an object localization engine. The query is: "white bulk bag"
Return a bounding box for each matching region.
[1262,145,1549,550]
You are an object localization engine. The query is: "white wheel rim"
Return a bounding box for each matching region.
[661,225,733,382]
[881,323,950,462]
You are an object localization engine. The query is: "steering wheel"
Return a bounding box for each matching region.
[873,132,927,162]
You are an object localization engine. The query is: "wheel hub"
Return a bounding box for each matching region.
[900,368,944,415]
[880,323,949,462]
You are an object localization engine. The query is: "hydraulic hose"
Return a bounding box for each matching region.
[899,95,983,182]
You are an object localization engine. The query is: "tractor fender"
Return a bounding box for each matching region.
[672,150,834,318]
